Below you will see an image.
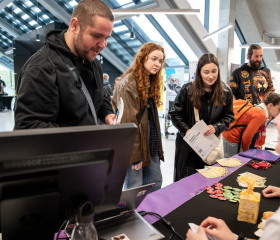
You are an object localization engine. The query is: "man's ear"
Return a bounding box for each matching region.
[70,17,79,33]
[267,103,273,110]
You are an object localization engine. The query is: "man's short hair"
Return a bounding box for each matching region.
[247,44,262,56]
[72,0,114,27]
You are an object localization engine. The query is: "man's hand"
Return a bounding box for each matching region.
[105,113,115,125]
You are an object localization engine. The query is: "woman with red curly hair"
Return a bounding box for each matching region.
[112,42,165,192]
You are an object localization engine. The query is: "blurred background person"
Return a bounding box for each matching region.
[103,73,113,98]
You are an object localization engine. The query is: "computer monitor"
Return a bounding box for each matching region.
[0,123,137,240]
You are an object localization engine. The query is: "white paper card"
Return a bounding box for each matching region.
[114,97,124,125]
[183,120,219,160]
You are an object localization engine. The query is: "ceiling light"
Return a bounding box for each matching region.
[36,34,40,41]
[239,44,280,49]
[112,9,200,15]
[202,23,233,41]
[130,31,135,39]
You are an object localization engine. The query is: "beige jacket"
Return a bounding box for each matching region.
[112,74,164,167]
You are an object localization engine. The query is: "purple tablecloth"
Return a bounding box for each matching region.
[55,155,251,238]
[136,155,251,224]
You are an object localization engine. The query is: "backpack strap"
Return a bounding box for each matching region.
[229,101,253,130]
[230,101,254,153]
[57,51,98,125]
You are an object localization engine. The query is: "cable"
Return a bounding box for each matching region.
[138,211,184,240]
[55,219,70,240]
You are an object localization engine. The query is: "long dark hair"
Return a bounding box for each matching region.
[191,53,225,109]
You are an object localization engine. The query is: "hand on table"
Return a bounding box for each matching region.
[186,217,237,240]
[262,185,280,198]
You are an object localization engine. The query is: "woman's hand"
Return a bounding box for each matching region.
[200,217,237,240]
[262,185,280,198]
[132,162,143,170]
[186,226,208,240]
[203,125,216,136]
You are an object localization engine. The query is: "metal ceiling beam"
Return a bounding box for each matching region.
[111,32,135,57]
[146,15,189,67]
[37,0,70,25]
[100,48,127,72]
[122,19,150,44]
[161,0,209,57]
[0,18,21,37]
[236,0,279,71]
[13,1,46,28]
[0,0,13,10]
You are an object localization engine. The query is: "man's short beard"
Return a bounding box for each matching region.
[250,59,261,69]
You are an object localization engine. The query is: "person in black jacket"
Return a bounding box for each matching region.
[14,0,115,129]
[169,53,234,181]
[230,44,275,105]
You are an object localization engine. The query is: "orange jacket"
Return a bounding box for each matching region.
[222,100,266,151]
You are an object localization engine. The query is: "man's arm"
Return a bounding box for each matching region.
[14,61,59,129]
[229,69,240,99]
[264,70,275,99]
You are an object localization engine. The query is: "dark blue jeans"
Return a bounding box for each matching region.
[123,155,162,192]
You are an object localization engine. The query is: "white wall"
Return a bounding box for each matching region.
[271,70,280,93]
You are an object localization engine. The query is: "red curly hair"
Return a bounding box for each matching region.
[121,42,165,107]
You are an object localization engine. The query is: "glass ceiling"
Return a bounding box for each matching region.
[0,0,193,71]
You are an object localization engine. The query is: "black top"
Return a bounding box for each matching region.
[14,30,113,129]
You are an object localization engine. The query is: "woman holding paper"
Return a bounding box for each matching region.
[169,53,234,181]
[186,113,280,240]
[112,42,165,192]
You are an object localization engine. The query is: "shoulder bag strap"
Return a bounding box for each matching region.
[194,107,200,122]
[57,51,98,125]
[137,105,147,126]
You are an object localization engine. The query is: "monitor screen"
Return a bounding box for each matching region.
[0,123,137,240]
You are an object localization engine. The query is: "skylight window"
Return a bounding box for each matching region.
[69,1,78,7]
[14,7,22,14]
[29,20,37,26]
[42,14,49,20]
[116,0,133,6]
[113,25,128,33]
[25,1,33,7]
[21,14,29,20]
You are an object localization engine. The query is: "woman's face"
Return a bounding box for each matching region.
[144,50,164,75]
[267,103,280,118]
[200,63,218,90]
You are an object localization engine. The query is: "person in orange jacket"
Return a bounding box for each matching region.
[222,93,280,157]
